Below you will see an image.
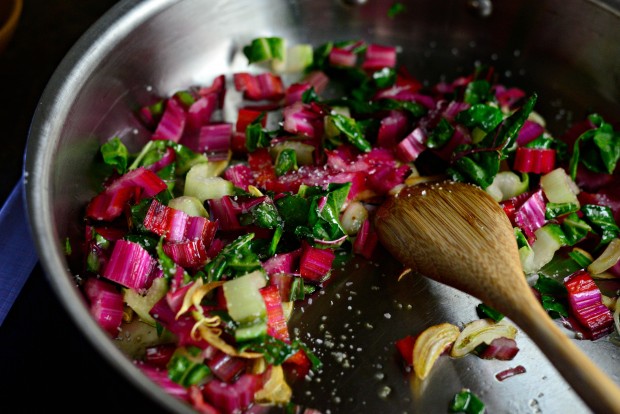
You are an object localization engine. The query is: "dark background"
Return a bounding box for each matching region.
[0,1,165,411]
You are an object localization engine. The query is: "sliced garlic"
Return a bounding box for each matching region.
[254,365,292,404]
[588,238,620,276]
[413,322,460,380]
[450,318,518,358]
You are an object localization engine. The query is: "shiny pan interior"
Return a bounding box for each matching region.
[25,0,620,413]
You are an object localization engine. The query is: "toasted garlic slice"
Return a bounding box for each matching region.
[588,238,620,276]
[413,322,460,380]
[451,318,517,358]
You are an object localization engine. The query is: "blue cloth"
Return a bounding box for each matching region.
[0,179,38,326]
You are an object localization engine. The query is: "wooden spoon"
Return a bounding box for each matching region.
[374,179,620,414]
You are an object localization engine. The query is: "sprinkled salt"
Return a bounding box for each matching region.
[378,385,391,399]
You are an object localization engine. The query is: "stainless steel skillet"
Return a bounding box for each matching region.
[25,0,620,413]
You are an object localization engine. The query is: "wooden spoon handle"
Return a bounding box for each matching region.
[509,294,620,414]
[375,181,620,413]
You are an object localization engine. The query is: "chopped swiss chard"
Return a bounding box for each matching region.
[102,239,156,290]
[568,113,620,180]
[581,204,620,246]
[564,271,614,339]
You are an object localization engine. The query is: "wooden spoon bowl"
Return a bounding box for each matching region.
[375,180,620,414]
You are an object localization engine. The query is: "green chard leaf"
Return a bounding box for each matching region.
[292,183,351,244]
[449,94,537,188]
[480,93,537,152]
[540,294,569,318]
[238,336,322,370]
[560,212,592,246]
[203,233,263,282]
[289,277,312,301]
[310,42,333,71]
[130,140,169,170]
[372,67,397,89]
[171,143,208,176]
[476,303,504,322]
[326,67,372,97]
[533,274,568,296]
[238,335,296,366]
[245,114,271,152]
[275,148,298,176]
[129,139,208,176]
[375,99,426,118]
[387,2,406,18]
[313,183,350,241]
[524,133,553,149]
[129,197,154,234]
[448,148,501,189]
[568,113,620,180]
[330,97,426,119]
[267,226,284,257]
[538,250,584,279]
[426,118,455,149]
[301,87,320,103]
[455,103,503,132]
[158,164,177,193]
[101,136,129,174]
[240,199,283,229]
[534,267,570,318]
[545,202,579,220]
[275,194,311,229]
[463,79,493,104]
[580,204,620,246]
[326,113,372,152]
[449,389,485,414]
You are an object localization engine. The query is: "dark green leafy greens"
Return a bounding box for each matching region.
[449,389,485,414]
[448,94,537,188]
[581,204,620,246]
[568,113,620,180]
[238,335,322,370]
[203,234,263,282]
[533,274,569,318]
[387,2,406,18]
[100,136,129,174]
